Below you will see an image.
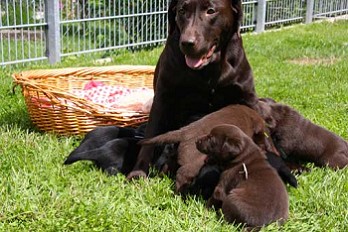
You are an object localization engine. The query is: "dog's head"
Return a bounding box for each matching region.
[196,124,247,162]
[257,98,277,129]
[168,0,243,70]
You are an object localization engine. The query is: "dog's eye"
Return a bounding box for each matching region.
[207,8,216,15]
[178,8,185,15]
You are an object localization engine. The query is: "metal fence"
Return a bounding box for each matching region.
[1,0,347,66]
[60,0,168,58]
[0,0,46,65]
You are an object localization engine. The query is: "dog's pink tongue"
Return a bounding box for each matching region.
[185,56,203,69]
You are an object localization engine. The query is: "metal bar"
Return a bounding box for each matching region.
[241,24,256,29]
[13,0,19,61]
[45,0,60,63]
[265,16,304,25]
[61,39,167,57]
[314,9,348,17]
[1,57,47,66]
[243,0,258,4]
[306,0,315,23]
[19,1,25,60]
[6,0,11,62]
[0,23,47,30]
[256,0,266,33]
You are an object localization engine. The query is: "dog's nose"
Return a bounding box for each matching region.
[181,38,196,49]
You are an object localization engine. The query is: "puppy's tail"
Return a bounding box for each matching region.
[139,129,185,145]
[63,149,100,165]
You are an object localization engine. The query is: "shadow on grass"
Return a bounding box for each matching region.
[0,86,41,134]
[0,104,40,134]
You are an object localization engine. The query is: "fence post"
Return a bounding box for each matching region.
[255,0,266,33]
[45,0,61,64]
[305,0,315,23]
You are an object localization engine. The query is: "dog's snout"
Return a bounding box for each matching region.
[181,38,196,49]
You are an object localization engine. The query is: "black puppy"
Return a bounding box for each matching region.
[64,124,146,175]
[154,143,180,177]
[67,126,136,156]
[266,152,298,188]
[188,164,221,200]
[64,138,140,175]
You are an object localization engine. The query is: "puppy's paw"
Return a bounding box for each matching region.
[176,182,190,195]
[175,170,192,194]
[127,170,147,180]
[105,166,120,176]
[286,162,311,174]
[206,196,222,210]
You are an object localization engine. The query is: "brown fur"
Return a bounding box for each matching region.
[260,99,348,169]
[140,104,274,192]
[196,124,289,227]
[127,0,262,180]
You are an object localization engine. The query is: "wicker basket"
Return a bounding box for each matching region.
[13,65,155,136]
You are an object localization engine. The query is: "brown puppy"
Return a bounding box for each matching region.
[196,124,289,227]
[260,99,348,169]
[128,0,262,179]
[140,104,274,192]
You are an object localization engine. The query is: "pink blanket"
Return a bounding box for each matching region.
[71,81,154,113]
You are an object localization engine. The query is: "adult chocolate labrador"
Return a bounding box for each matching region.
[128,0,260,179]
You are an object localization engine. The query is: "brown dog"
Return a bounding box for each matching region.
[196,124,289,227]
[260,98,348,169]
[128,0,262,179]
[140,104,274,192]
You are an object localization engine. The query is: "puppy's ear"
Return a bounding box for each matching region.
[256,101,276,129]
[265,115,276,129]
[221,138,242,155]
[168,0,178,35]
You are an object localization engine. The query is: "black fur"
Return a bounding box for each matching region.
[64,124,146,175]
[266,152,298,188]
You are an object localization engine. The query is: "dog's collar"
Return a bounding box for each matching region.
[239,163,248,180]
[264,131,270,138]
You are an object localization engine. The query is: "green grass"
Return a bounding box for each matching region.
[1,20,348,231]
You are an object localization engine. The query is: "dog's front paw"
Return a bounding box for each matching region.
[127,170,147,180]
[105,166,120,176]
[175,168,193,194]
[206,196,222,210]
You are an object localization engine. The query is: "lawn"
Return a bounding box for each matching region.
[1,20,348,231]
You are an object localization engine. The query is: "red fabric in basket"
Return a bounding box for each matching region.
[71,81,153,112]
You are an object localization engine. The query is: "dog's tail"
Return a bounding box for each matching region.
[139,129,187,145]
[63,149,101,165]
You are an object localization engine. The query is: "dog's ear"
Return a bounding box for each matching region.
[168,0,178,35]
[231,0,243,18]
[256,101,277,129]
[230,0,243,36]
[265,115,276,129]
